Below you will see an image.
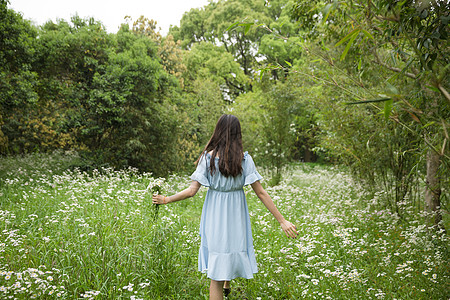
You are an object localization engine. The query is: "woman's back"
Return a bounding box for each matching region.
[192,152,261,192]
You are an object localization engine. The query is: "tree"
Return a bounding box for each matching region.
[258,1,304,78]
[229,0,448,222]
[183,41,248,99]
[0,8,187,175]
[28,16,113,153]
[83,25,181,174]
[233,76,308,185]
[321,0,449,227]
[283,0,449,226]
[0,0,38,153]
[125,16,187,88]
[125,15,162,43]
[172,0,271,89]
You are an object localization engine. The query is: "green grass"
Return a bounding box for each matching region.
[0,153,448,299]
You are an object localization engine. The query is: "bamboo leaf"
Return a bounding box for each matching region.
[425,85,440,93]
[335,28,359,47]
[361,29,374,40]
[422,121,435,128]
[346,98,391,105]
[225,21,240,32]
[340,30,359,61]
[244,23,252,35]
[322,4,333,24]
[238,22,254,27]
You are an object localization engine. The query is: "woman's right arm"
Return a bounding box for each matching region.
[251,181,298,239]
[152,181,201,204]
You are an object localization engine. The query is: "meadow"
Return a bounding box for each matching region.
[0,152,448,299]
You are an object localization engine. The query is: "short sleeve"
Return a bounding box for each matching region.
[190,153,210,187]
[243,152,263,186]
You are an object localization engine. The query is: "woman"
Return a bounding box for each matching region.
[153,114,297,300]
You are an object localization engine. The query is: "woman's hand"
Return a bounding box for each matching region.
[280,220,298,239]
[152,194,167,205]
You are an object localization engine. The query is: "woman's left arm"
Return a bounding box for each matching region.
[251,180,298,239]
[152,181,201,205]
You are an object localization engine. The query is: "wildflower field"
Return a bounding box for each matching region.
[0,153,448,299]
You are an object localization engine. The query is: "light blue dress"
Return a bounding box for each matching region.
[191,151,262,281]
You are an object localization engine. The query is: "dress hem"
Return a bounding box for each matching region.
[200,268,256,281]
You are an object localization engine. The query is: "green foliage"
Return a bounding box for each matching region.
[3,15,115,155]
[173,0,271,78]
[83,28,168,153]
[183,41,248,99]
[0,5,190,176]
[233,76,320,184]
[232,89,264,153]
[0,0,36,72]
[256,82,298,180]
[1,0,322,178]
[0,1,38,152]
[257,3,305,75]
[286,0,449,217]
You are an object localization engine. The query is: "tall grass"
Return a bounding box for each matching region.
[0,153,448,299]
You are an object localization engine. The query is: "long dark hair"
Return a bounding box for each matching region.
[197,114,244,177]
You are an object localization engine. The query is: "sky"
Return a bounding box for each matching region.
[8,0,210,35]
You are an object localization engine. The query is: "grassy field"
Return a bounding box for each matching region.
[0,152,448,299]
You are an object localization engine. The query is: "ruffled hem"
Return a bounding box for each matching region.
[190,172,210,187]
[244,171,262,186]
[198,246,258,281]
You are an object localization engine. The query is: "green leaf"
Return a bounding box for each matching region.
[422,121,435,128]
[244,23,253,34]
[361,29,374,40]
[322,4,333,24]
[346,98,391,105]
[238,22,254,27]
[285,60,292,67]
[225,21,240,32]
[260,68,268,80]
[237,22,254,35]
[340,30,359,61]
[384,98,393,121]
[425,85,440,93]
[335,28,359,47]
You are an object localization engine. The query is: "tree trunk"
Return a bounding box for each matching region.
[304,148,316,162]
[424,149,442,227]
